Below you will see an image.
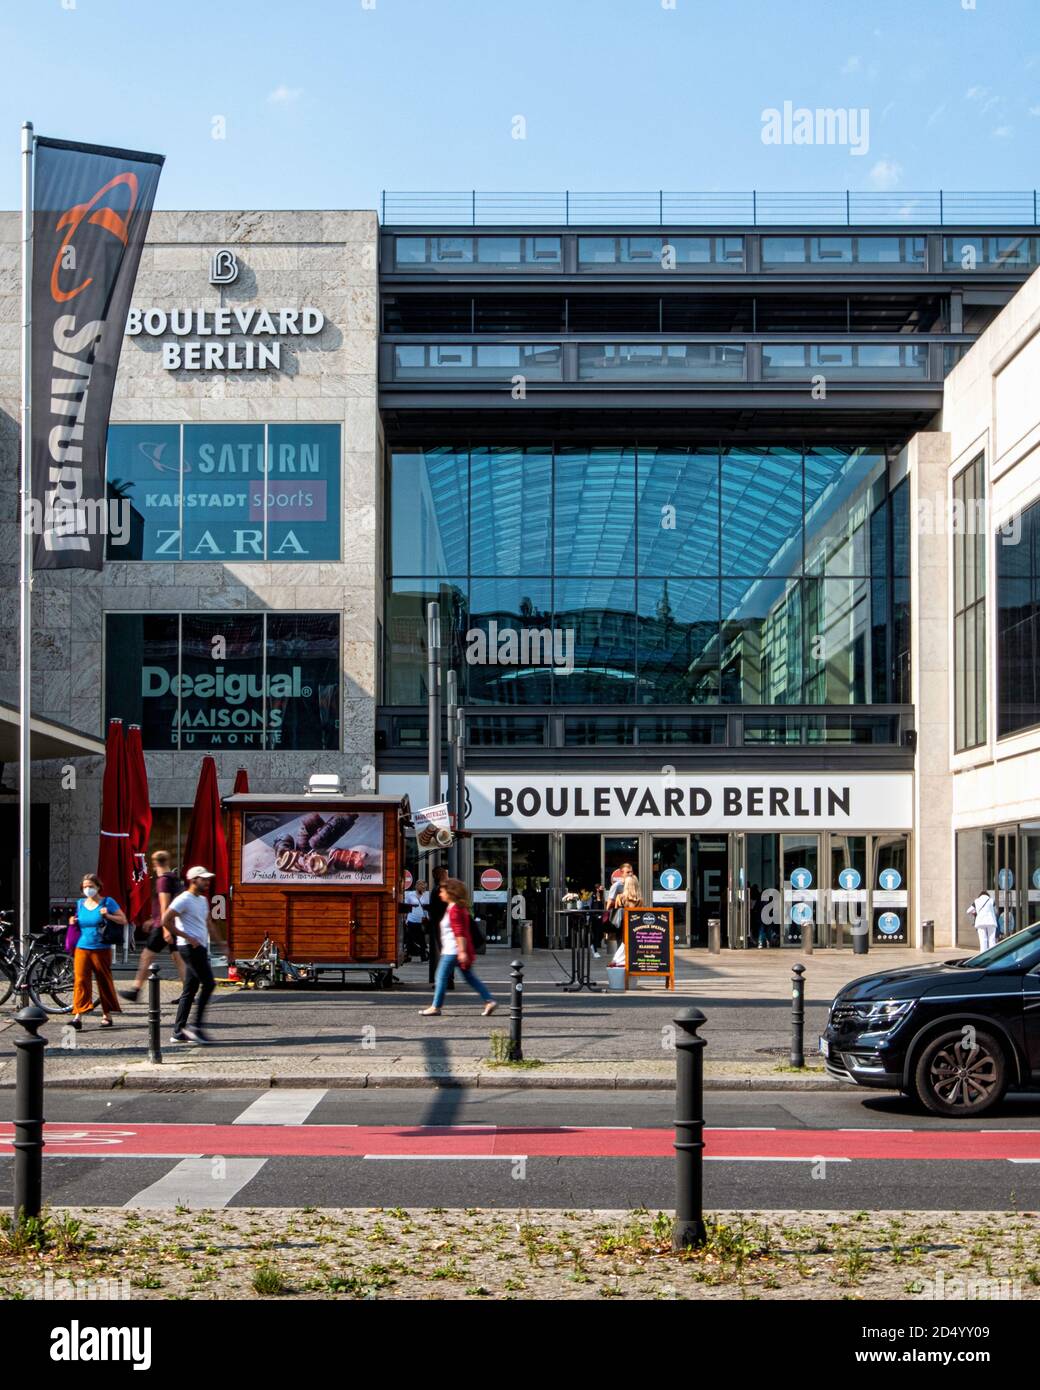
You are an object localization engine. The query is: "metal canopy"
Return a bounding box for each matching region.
[0,702,107,763]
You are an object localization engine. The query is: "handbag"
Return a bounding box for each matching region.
[102,920,124,947]
[64,923,81,953]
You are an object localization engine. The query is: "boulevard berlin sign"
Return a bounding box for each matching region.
[125,250,324,370]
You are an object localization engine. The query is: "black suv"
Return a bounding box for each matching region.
[820,922,1040,1116]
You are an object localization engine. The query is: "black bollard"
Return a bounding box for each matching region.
[12,1004,47,1221]
[147,962,162,1065]
[790,963,806,1068]
[672,1007,707,1250]
[508,959,524,1062]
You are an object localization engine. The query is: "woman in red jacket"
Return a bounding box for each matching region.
[420,878,497,1017]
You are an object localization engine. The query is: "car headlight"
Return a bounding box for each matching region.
[845,999,916,1027]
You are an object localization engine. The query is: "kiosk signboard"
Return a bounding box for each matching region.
[623,907,674,990]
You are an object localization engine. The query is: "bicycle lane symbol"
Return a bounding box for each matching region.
[0,1127,136,1149]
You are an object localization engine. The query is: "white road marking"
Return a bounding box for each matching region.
[123,1157,267,1208]
[704,1156,852,1163]
[232,1090,328,1126]
[362,1154,527,1162]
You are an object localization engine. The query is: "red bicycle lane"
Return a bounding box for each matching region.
[2,1123,1040,1160]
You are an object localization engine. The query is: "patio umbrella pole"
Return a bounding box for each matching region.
[18,122,34,984]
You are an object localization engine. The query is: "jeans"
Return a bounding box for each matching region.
[432,952,493,1009]
[174,944,215,1032]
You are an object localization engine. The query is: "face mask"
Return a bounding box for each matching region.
[84,886,98,899]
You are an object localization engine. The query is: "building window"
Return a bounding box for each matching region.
[385,445,908,708]
[104,612,340,751]
[953,456,987,751]
[105,423,342,562]
[997,493,1040,738]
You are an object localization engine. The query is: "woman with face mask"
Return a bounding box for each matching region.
[67,874,126,1029]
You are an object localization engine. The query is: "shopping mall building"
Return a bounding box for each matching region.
[2,192,1040,952]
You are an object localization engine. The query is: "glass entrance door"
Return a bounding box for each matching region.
[995,827,1019,938]
[1023,824,1040,930]
[782,835,820,947]
[746,833,781,948]
[828,834,868,948]
[690,835,728,946]
[652,836,690,945]
[472,835,510,947]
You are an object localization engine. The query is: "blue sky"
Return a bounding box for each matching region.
[1,0,1038,209]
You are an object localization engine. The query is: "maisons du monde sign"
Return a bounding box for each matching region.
[124,248,325,371]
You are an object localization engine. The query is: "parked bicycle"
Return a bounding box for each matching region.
[0,910,75,1013]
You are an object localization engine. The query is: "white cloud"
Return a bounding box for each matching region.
[992,124,1013,138]
[1029,104,1040,117]
[926,103,947,127]
[867,159,902,191]
[841,56,862,74]
[267,84,303,105]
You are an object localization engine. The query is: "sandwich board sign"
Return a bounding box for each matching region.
[623,907,674,991]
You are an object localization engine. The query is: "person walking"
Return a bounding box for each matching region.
[159,866,216,1044]
[967,888,999,952]
[589,882,605,957]
[403,878,430,961]
[426,863,454,990]
[750,884,770,948]
[120,850,186,1002]
[604,861,634,949]
[419,878,497,1017]
[610,874,643,968]
[68,874,125,1030]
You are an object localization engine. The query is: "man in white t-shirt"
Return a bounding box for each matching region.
[159,866,215,1044]
[968,890,999,953]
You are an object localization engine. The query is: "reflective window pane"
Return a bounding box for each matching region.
[554,449,636,576]
[721,447,803,577]
[467,578,554,705]
[553,577,637,702]
[390,449,468,575]
[470,449,551,576]
[105,613,180,749]
[803,448,886,578]
[266,424,341,562]
[637,578,721,703]
[637,448,719,576]
[721,575,804,704]
[266,614,340,751]
[803,577,871,704]
[384,579,468,705]
[180,614,264,750]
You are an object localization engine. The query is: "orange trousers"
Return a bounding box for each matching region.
[72,948,121,1018]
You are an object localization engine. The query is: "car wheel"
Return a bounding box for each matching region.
[914,1027,1007,1117]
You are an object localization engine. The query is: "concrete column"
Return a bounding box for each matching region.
[907,430,955,946]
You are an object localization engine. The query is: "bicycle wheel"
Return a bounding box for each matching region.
[27,950,74,1014]
[0,961,13,1008]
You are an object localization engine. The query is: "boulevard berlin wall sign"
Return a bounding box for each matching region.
[466,774,913,832]
[125,249,324,370]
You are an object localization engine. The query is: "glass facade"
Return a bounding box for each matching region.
[761,235,926,267]
[105,423,342,562]
[385,445,909,706]
[997,494,1040,738]
[105,612,340,751]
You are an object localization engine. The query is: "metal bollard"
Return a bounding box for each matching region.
[12,1004,47,1221]
[707,917,721,955]
[802,916,814,954]
[672,1008,707,1249]
[790,963,806,1068]
[147,962,162,1065]
[508,959,524,1062]
[922,919,934,953]
[521,919,534,956]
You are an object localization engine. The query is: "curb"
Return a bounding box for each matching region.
[0,1070,843,1092]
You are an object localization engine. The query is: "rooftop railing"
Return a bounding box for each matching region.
[381,190,1040,227]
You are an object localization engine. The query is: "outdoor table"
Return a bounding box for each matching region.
[554,908,602,993]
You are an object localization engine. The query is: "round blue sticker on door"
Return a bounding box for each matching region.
[997,868,1015,890]
[877,911,902,935]
[1033,868,1040,890]
[791,901,813,925]
[838,868,861,891]
[878,868,902,891]
[660,868,683,892]
[790,867,813,890]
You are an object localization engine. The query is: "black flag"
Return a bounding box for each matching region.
[30,136,163,570]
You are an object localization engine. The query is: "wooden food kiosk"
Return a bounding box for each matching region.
[224,791,409,989]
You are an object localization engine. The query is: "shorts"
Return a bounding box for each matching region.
[144,924,174,953]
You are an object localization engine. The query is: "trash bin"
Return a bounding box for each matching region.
[606,966,626,991]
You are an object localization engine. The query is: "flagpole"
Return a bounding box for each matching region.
[19,120,34,980]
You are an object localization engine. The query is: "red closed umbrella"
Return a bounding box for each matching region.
[232,767,250,794]
[96,719,134,912]
[125,724,153,924]
[183,755,230,898]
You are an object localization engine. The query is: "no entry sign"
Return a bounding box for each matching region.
[480,868,503,891]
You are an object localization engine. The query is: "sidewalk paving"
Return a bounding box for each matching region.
[0,944,961,1092]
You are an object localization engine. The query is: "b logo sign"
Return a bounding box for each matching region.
[209,248,239,285]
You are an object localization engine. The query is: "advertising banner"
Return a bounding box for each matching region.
[242,810,384,885]
[31,136,163,569]
[414,801,453,853]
